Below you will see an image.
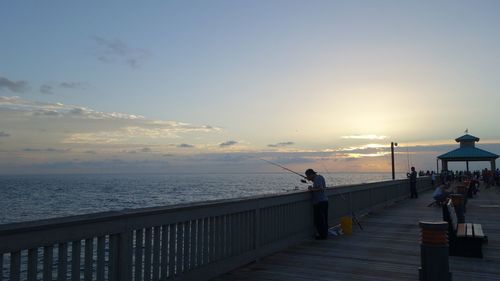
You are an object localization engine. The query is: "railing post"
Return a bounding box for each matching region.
[348,192,353,212]
[369,188,373,207]
[109,231,133,281]
[254,208,260,256]
[119,231,133,281]
[418,221,451,281]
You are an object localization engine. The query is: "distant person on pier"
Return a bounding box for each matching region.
[305,168,329,240]
[407,166,418,198]
[496,168,500,186]
[433,182,450,205]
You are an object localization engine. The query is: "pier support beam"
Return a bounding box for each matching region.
[419,221,452,281]
[442,160,448,172]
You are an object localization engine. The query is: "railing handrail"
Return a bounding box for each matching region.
[0,178,409,234]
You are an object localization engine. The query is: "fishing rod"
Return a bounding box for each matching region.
[262,157,363,231]
[259,158,308,183]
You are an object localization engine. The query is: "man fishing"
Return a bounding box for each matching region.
[305,168,329,240]
[259,159,330,239]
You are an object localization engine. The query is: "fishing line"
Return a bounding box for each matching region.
[406,147,411,172]
[259,156,364,230]
[319,160,363,230]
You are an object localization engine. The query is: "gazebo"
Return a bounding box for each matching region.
[437,133,498,172]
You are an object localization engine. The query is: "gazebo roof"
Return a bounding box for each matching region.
[455,134,480,142]
[438,147,499,161]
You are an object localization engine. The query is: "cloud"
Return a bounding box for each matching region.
[0,131,10,137]
[0,78,87,95]
[0,77,29,93]
[177,143,194,148]
[219,140,238,147]
[6,159,170,174]
[259,155,316,166]
[268,141,294,148]
[322,143,391,159]
[40,84,54,94]
[1,96,144,120]
[1,96,221,144]
[4,140,500,174]
[330,143,387,153]
[341,135,387,140]
[336,152,389,159]
[120,148,152,154]
[64,124,217,144]
[91,36,150,68]
[59,82,87,90]
[69,107,85,115]
[40,82,88,94]
[22,148,69,153]
[1,96,65,111]
[121,147,153,154]
[33,110,60,116]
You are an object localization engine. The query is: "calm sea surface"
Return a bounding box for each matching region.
[0,173,407,225]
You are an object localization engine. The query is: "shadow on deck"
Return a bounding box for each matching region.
[214,186,500,281]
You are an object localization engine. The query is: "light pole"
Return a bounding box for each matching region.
[391,142,398,180]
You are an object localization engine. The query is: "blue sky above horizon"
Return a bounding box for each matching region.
[2,1,500,174]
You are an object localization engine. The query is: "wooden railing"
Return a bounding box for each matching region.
[0,177,431,281]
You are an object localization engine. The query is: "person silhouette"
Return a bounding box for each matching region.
[305,168,329,239]
[408,167,418,198]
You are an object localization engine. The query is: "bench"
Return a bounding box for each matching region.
[443,199,487,258]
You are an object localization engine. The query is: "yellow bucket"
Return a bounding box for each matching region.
[340,216,353,234]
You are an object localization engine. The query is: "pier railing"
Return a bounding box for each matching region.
[0,177,431,281]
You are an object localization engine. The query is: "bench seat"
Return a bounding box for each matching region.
[443,200,486,258]
[456,223,484,239]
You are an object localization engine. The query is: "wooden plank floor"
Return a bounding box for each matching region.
[214,185,500,281]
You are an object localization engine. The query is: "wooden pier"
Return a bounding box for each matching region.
[214,186,500,281]
[1,178,430,281]
[4,178,498,281]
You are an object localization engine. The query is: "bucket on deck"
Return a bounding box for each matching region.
[340,216,353,234]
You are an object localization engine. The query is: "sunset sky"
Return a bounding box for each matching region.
[1,1,500,174]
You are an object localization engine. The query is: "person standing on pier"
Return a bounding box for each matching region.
[408,166,418,198]
[305,168,329,240]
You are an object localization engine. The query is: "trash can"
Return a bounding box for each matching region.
[340,216,353,234]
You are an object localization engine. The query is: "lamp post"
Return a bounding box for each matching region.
[391,142,398,180]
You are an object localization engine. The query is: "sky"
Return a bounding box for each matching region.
[1,0,500,174]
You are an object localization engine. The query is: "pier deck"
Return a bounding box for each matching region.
[214,186,500,281]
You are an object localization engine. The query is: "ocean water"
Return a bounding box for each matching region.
[0,172,407,225]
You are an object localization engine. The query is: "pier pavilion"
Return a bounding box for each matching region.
[437,133,498,172]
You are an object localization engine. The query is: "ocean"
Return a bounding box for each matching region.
[0,172,407,225]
